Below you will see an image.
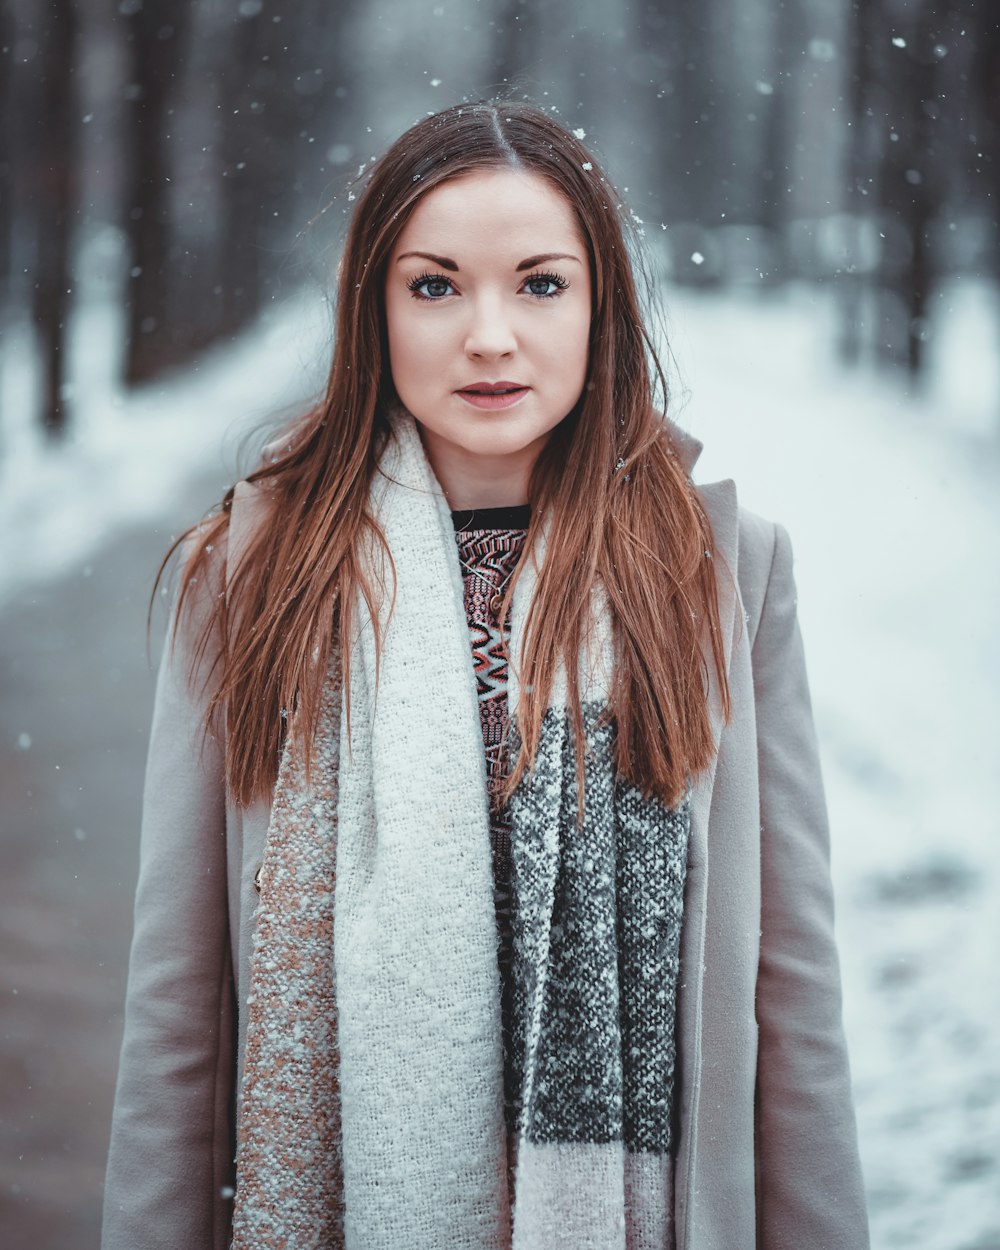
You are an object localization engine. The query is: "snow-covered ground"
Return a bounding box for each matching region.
[2,278,998,1249]
[0,288,333,599]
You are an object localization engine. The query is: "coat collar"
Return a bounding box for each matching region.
[665,418,704,477]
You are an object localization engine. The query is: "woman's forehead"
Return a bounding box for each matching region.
[391,169,585,264]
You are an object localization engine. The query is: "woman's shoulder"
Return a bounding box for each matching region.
[729,505,801,657]
[735,505,784,578]
[229,477,270,569]
[226,440,291,578]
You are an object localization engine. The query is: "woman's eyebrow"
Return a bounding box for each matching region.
[395,250,584,271]
[396,251,458,270]
[515,252,583,270]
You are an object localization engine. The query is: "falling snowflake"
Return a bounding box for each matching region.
[573,128,586,140]
[808,39,835,62]
[691,252,705,266]
[582,161,593,171]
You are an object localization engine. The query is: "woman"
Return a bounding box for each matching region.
[102,101,869,1250]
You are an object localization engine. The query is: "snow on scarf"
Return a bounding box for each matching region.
[232,413,688,1249]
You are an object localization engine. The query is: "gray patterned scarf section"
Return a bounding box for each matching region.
[505,704,688,1247]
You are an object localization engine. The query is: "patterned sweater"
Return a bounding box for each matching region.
[452,503,530,1134]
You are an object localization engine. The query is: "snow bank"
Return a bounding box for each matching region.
[0,289,331,603]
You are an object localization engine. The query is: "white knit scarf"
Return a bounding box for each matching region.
[233,414,688,1249]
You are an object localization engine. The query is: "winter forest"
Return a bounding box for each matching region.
[4,0,1000,434]
[1,0,999,1247]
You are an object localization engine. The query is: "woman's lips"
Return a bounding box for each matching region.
[456,384,530,410]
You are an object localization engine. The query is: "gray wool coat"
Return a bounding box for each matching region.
[102,426,870,1250]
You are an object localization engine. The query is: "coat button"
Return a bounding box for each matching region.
[253,865,262,894]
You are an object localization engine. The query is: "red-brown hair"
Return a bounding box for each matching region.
[167,100,730,809]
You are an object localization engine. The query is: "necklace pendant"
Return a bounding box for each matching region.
[489,593,503,616]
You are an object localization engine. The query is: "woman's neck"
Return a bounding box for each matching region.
[417,429,538,510]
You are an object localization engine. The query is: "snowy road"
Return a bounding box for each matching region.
[1,284,998,1248]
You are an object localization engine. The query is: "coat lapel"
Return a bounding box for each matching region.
[673,477,741,1250]
[226,480,276,1107]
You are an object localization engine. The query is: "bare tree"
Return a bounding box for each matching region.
[876,0,949,376]
[969,0,1000,268]
[213,0,361,339]
[214,2,274,338]
[635,1,725,283]
[0,4,12,317]
[28,0,79,436]
[492,0,538,89]
[120,0,191,385]
[759,0,804,281]
[843,0,956,378]
[840,0,881,363]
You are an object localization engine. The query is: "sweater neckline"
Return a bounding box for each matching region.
[451,504,531,531]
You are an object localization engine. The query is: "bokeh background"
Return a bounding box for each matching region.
[1,1,999,1247]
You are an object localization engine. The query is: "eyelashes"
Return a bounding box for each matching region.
[521,270,570,298]
[407,271,454,300]
[405,270,570,301]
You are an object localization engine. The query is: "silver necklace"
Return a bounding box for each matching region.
[457,552,518,616]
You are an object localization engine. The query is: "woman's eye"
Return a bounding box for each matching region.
[408,273,454,300]
[522,272,568,298]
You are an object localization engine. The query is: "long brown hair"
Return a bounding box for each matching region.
[167,100,730,809]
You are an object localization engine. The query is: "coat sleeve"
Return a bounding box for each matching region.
[102,550,236,1250]
[750,522,869,1249]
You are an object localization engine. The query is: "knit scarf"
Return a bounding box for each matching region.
[232,414,689,1250]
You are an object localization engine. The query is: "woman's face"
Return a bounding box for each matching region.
[385,168,592,507]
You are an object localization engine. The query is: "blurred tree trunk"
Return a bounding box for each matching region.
[759,0,802,282]
[216,5,271,338]
[878,0,947,377]
[840,0,880,364]
[970,0,1000,264]
[967,0,1000,427]
[116,0,363,372]
[121,0,191,386]
[215,0,356,340]
[638,1,719,223]
[279,0,364,237]
[493,0,538,89]
[29,0,79,437]
[636,1,722,283]
[0,5,12,315]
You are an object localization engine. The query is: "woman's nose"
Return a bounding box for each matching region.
[463,296,517,359]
